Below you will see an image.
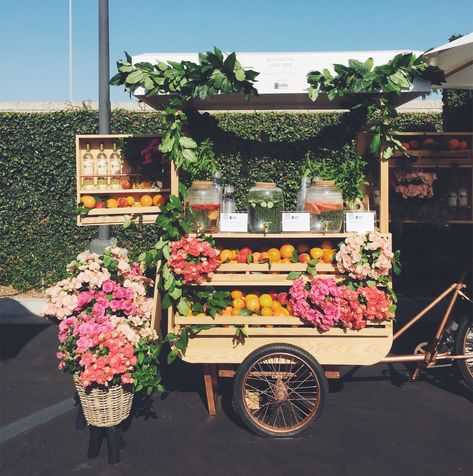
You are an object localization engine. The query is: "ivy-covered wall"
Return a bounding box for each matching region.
[0,110,443,291]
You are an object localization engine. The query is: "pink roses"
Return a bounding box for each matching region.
[289,277,395,332]
[167,236,219,284]
[394,170,437,199]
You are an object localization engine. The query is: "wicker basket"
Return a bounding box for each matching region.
[74,374,134,427]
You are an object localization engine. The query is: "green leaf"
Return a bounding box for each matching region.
[235,69,246,81]
[177,299,189,316]
[308,86,319,102]
[182,148,197,162]
[179,137,197,149]
[125,70,144,84]
[287,271,303,280]
[167,350,178,364]
[364,57,374,71]
[223,52,236,70]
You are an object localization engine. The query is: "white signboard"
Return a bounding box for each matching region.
[282,212,311,232]
[219,213,248,232]
[344,211,375,233]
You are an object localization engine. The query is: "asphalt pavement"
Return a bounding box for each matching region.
[0,303,472,476]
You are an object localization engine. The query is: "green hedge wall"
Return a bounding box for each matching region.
[0,110,441,290]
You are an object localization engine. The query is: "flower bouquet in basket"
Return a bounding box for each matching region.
[43,247,163,427]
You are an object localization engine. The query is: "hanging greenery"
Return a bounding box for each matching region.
[110,48,259,168]
[307,52,445,159]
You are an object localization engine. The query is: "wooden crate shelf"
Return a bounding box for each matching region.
[76,134,178,226]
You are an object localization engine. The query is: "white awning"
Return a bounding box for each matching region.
[132,50,430,111]
[425,33,473,90]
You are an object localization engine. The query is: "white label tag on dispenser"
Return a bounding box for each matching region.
[344,211,375,233]
[220,213,248,232]
[282,213,311,232]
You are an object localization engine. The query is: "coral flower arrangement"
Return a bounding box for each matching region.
[43,247,163,394]
[167,236,219,284]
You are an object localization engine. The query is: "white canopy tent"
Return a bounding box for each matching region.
[132,50,430,111]
[425,32,473,90]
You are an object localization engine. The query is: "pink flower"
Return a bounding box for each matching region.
[121,374,133,384]
[102,280,115,293]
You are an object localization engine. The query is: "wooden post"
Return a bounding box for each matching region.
[379,157,389,233]
[203,364,217,416]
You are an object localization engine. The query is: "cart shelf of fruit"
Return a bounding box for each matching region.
[151,231,397,437]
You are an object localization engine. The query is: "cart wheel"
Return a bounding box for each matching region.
[455,315,473,390]
[233,344,327,438]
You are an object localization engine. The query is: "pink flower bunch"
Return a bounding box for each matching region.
[394,170,437,199]
[336,232,394,281]
[289,277,344,331]
[57,313,139,387]
[167,236,219,284]
[289,277,394,332]
[43,247,152,322]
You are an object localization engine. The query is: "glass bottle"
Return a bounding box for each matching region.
[81,143,95,190]
[304,179,344,232]
[248,182,284,233]
[96,142,109,190]
[222,185,236,213]
[109,143,122,175]
[185,181,221,233]
[213,171,223,206]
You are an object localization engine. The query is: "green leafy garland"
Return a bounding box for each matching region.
[307,52,445,159]
[111,48,259,168]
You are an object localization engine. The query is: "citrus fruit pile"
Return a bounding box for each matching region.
[218,241,336,265]
[218,290,294,317]
[80,194,167,209]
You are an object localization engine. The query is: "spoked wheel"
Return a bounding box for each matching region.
[233,344,328,438]
[455,315,473,390]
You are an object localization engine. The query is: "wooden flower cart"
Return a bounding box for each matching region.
[148,132,472,438]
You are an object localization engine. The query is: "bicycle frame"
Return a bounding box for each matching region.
[378,279,473,377]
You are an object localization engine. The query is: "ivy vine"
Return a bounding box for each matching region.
[307,52,445,159]
[111,48,259,168]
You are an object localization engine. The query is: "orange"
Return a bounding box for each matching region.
[280,307,290,316]
[246,293,259,302]
[297,243,310,253]
[287,302,294,315]
[126,196,136,206]
[246,297,260,312]
[232,297,245,310]
[231,250,238,260]
[221,306,233,316]
[231,308,240,316]
[134,202,142,207]
[281,258,291,264]
[280,244,295,259]
[106,198,119,208]
[259,294,273,308]
[321,240,333,250]
[220,249,233,263]
[310,247,324,260]
[271,301,282,312]
[259,252,269,262]
[267,248,281,263]
[261,307,273,317]
[140,194,153,207]
[322,249,335,263]
[231,290,243,299]
[152,194,166,206]
[81,195,96,208]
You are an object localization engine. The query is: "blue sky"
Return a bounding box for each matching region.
[1,0,472,102]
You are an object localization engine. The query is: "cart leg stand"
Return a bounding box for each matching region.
[203,364,218,416]
[87,425,122,464]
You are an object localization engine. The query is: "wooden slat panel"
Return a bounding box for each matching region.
[179,334,392,365]
[216,262,336,273]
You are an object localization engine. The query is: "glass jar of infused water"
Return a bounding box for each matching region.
[304,179,344,232]
[248,182,284,233]
[185,181,221,233]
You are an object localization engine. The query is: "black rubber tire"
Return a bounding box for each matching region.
[232,343,328,438]
[455,315,473,390]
